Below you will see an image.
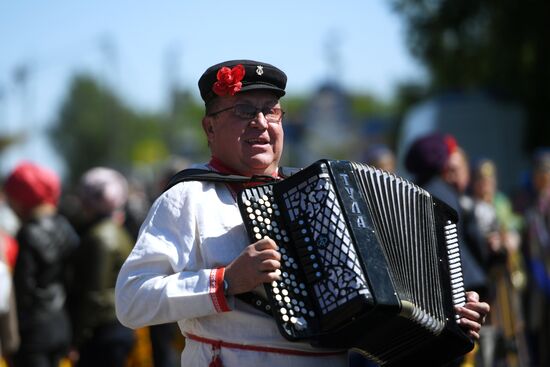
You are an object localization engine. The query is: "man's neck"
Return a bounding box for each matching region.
[208,156,278,178]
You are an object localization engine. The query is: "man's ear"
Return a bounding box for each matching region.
[202,117,214,140]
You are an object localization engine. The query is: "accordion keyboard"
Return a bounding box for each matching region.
[239,184,319,339]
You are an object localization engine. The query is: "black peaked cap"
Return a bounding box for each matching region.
[198,59,287,104]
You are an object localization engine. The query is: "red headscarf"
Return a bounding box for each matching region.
[3,161,61,211]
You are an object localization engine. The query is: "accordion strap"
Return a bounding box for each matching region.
[163,166,301,192]
[162,166,300,317]
[164,169,273,192]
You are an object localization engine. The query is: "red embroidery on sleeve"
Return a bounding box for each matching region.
[210,268,230,313]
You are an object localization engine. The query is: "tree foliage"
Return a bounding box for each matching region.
[49,75,170,183]
[391,0,550,150]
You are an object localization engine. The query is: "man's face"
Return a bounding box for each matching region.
[202,90,284,176]
[444,149,470,194]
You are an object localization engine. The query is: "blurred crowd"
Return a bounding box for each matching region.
[0,132,549,367]
[0,156,189,367]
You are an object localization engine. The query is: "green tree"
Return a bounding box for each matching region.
[164,88,210,160]
[391,0,550,150]
[49,74,167,183]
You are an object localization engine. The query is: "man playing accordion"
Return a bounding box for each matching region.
[115,59,489,367]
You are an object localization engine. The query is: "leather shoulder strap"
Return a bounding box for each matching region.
[163,166,301,192]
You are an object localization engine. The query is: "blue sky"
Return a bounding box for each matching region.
[0,0,426,177]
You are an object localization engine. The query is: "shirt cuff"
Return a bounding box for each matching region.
[210,267,231,313]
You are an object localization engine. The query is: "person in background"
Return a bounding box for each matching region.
[67,167,135,367]
[115,60,490,367]
[404,133,489,367]
[0,231,20,365]
[0,181,20,366]
[469,158,530,367]
[0,187,20,238]
[521,148,550,367]
[444,146,471,198]
[0,214,18,277]
[405,133,488,298]
[363,143,396,173]
[445,146,491,298]
[0,184,20,274]
[3,161,79,367]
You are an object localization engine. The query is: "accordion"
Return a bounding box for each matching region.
[237,159,474,366]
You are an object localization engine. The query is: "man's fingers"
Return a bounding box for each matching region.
[259,269,282,283]
[456,305,481,323]
[457,314,481,331]
[254,238,278,251]
[467,329,480,340]
[257,249,281,261]
[259,259,281,272]
[465,290,480,302]
[463,301,490,319]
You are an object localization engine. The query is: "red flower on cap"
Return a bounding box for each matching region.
[212,64,245,97]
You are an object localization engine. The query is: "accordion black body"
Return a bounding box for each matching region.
[237,159,474,366]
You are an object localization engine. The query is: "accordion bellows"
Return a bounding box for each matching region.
[237,159,474,366]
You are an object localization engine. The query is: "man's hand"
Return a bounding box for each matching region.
[456,291,491,339]
[224,238,281,295]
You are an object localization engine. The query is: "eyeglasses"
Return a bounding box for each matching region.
[208,104,285,122]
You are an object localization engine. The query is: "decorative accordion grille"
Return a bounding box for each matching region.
[281,172,371,315]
